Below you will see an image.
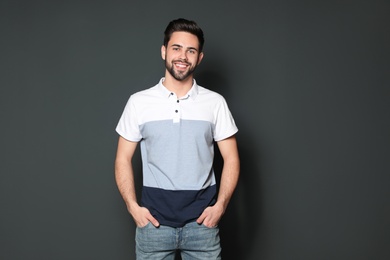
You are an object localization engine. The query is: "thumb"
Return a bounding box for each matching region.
[196,212,206,224]
[148,215,160,227]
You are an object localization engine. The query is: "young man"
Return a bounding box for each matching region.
[115,18,240,259]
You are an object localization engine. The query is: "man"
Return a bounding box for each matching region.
[115,18,240,259]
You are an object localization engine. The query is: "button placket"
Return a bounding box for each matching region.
[171,94,181,123]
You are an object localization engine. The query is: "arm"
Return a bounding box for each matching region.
[197,135,240,227]
[115,136,160,227]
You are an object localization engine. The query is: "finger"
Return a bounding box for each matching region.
[147,215,160,227]
[203,218,216,228]
[196,212,206,224]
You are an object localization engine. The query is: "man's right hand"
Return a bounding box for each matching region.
[129,204,160,228]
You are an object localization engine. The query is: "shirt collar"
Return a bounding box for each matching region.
[157,77,198,100]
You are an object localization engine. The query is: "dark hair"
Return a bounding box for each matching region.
[163,18,205,52]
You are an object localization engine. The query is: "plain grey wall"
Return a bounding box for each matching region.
[1,1,389,259]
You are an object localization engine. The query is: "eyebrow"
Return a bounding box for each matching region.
[170,44,198,52]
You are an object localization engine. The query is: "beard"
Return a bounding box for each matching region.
[165,59,198,81]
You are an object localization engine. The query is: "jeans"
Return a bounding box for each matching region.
[135,221,221,260]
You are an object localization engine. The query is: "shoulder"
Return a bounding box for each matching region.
[129,85,160,103]
[197,85,225,102]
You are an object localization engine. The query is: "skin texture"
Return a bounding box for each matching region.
[114,31,240,228]
[161,31,204,98]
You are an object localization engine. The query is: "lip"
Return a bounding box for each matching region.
[174,62,189,70]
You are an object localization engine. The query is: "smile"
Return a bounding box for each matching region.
[173,60,190,69]
[175,63,187,67]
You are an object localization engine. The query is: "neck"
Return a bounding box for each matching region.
[162,72,194,98]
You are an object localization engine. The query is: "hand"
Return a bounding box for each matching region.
[128,204,160,228]
[196,203,224,228]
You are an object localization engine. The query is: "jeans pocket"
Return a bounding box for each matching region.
[137,221,151,229]
[201,223,218,229]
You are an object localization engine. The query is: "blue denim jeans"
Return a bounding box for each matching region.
[135,221,221,260]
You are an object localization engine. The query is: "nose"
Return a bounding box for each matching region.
[179,50,188,60]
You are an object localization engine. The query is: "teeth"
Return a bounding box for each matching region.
[176,64,187,68]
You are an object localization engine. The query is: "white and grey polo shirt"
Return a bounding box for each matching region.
[116,78,238,227]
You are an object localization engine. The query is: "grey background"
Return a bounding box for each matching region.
[1,0,389,259]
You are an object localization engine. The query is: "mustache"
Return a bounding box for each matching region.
[172,59,191,66]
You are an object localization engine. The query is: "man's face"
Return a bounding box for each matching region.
[162,31,204,81]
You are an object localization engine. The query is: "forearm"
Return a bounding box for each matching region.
[215,156,240,212]
[196,149,239,227]
[114,137,159,227]
[115,158,139,213]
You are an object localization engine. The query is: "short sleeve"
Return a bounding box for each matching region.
[116,95,142,142]
[213,97,238,141]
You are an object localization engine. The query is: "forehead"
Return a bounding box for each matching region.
[168,31,200,49]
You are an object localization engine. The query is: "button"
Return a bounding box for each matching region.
[177,100,180,103]
[175,110,178,113]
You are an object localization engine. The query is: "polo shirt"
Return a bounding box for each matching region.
[116,78,238,227]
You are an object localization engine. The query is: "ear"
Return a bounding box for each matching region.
[161,45,166,60]
[197,52,204,65]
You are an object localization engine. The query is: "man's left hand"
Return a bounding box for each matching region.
[196,203,225,228]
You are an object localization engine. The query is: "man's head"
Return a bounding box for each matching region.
[162,18,205,82]
[163,18,204,52]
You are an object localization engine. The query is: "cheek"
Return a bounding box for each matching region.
[193,57,200,66]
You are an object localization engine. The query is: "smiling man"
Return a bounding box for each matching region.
[163,32,202,82]
[115,18,240,260]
